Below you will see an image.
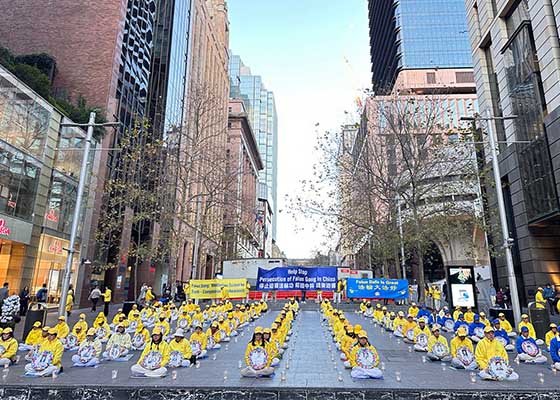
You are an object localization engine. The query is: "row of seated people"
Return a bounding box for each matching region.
[240,300,300,378]
[1,300,269,378]
[322,301,383,380]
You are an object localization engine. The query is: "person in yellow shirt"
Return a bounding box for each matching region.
[154,314,171,338]
[518,314,544,345]
[497,312,516,338]
[408,302,419,318]
[104,323,132,360]
[240,327,275,377]
[206,321,223,349]
[534,287,546,309]
[479,312,491,327]
[130,327,170,378]
[103,287,112,317]
[54,316,70,340]
[262,328,280,367]
[19,321,43,351]
[426,325,451,362]
[221,286,230,302]
[64,325,85,351]
[392,311,407,337]
[475,326,518,381]
[71,328,102,367]
[190,324,208,358]
[432,286,441,311]
[545,323,558,349]
[450,327,477,370]
[412,318,431,352]
[403,315,418,343]
[65,292,73,316]
[73,313,88,335]
[93,312,111,343]
[112,308,126,326]
[128,304,140,320]
[168,329,194,367]
[349,330,383,379]
[0,328,18,367]
[359,300,368,314]
[131,320,150,351]
[464,307,475,324]
[453,306,463,321]
[24,328,64,377]
[145,286,156,305]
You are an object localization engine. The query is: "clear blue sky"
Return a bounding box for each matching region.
[228,0,371,258]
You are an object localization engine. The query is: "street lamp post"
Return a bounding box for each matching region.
[58,112,120,317]
[396,195,406,280]
[461,111,522,326]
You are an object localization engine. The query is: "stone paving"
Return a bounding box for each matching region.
[2,304,560,391]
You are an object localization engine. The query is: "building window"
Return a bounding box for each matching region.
[426,72,436,84]
[0,145,41,221]
[503,0,559,222]
[483,44,506,145]
[455,71,474,83]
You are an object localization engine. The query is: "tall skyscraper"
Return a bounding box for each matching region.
[229,54,279,245]
[368,0,472,93]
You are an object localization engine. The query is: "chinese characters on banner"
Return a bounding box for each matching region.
[346,278,409,299]
[256,267,338,291]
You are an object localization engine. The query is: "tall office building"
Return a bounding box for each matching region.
[229,54,278,246]
[464,0,560,302]
[368,0,473,93]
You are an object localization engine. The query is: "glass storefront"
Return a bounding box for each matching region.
[0,238,25,292]
[31,234,79,303]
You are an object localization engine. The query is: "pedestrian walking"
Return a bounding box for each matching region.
[103,286,112,317]
[19,286,30,316]
[544,283,557,315]
[88,286,102,312]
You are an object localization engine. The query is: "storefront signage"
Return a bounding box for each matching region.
[48,239,63,255]
[0,219,10,236]
[45,209,58,222]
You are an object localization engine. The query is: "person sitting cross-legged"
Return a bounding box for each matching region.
[475,326,518,381]
[103,323,132,361]
[518,314,544,346]
[0,328,18,368]
[468,314,486,343]
[413,318,431,352]
[24,328,64,377]
[515,326,547,364]
[130,327,170,378]
[168,329,195,368]
[240,327,275,378]
[491,319,515,351]
[71,328,102,367]
[450,327,477,370]
[19,322,42,352]
[349,330,383,379]
[550,332,560,370]
[426,325,452,362]
[545,323,558,350]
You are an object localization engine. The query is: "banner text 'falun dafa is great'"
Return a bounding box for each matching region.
[188,279,248,299]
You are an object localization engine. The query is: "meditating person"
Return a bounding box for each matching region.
[426,325,451,362]
[450,327,477,370]
[131,321,150,351]
[240,327,275,378]
[206,321,222,349]
[550,332,560,370]
[475,326,518,381]
[545,323,558,349]
[0,328,18,367]
[413,318,431,352]
[453,313,469,333]
[492,319,515,351]
[19,321,42,352]
[103,323,132,360]
[392,311,406,337]
[168,329,195,368]
[71,328,102,367]
[189,324,208,359]
[64,325,85,351]
[130,327,170,378]
[349,330,383,379]
[24,328,64,377]
[515,326,547,364]
[518,314,544,345]
[468,314,486,343]
[497,312,516,337]
[93,312,111,343]
[403,315,418,344]
[54,316,70,342]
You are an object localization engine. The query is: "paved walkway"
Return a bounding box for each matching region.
[2,305,560,390]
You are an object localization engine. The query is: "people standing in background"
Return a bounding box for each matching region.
[504,286,511,308]
[138,283,148,305]
[36,283,48,309]
[88,286,102,312]
[535,287,546,309]
[544,283,557,315]
[0,282,9,304]
[496,288,505,309]
[489,285,497,308]
[432,285,441,311]
[19,286,30,316]
[103,286,112,317]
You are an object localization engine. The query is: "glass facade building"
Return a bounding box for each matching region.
[229,54,278,242]
[368,0,472,93]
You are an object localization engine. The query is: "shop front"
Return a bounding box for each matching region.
[32,234,79,304]
[0,215,32,293]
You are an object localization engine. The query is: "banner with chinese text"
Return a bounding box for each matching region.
[346,278,408,299]
[189,279,248,299]
[256,267,338,291]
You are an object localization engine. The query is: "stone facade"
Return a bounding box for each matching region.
[464,0,560,302]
